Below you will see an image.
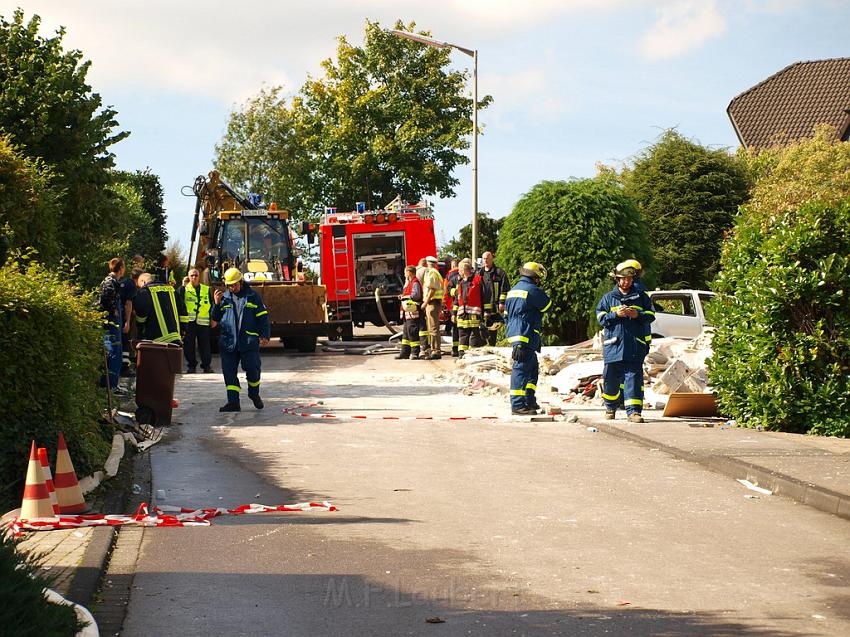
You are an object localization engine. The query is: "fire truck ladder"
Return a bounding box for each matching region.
[331,226,353,323]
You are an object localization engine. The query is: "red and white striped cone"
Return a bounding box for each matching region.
[20,441,55,520]
[37,447,61,515]
[54,432,89,514]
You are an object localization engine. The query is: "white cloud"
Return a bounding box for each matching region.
[639,0,727,60]
[4,0,641,103]
[483,66,571,130]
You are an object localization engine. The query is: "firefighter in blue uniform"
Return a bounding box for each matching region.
[211,268,270,412]
[505,262,551,415]
[595,261,655,423]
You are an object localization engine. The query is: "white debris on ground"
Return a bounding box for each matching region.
[450,330,716,412]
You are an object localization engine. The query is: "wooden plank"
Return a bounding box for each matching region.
[662,392,718,417]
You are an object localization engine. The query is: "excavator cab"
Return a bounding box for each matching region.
[209,216,292,282]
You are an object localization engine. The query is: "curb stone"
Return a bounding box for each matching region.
[594,421,850,521]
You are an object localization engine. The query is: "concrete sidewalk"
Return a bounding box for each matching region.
[457,359,850,522]
[589,408,850,520]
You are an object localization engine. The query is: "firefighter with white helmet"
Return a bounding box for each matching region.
[211,267,270,412]
[505,262,551,415]
[596,260,655,423]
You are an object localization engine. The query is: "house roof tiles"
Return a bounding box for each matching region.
[727,58,850,148]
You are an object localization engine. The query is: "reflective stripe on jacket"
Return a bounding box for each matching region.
[181,283,213,326]
[478,265,510,311]
[504,275,551,352]
[595,285,655,363]
[423,268,444,302]
[210,282,271,353]
[453,274,483,316]
[134,284,187,344]
[400,277,422,320]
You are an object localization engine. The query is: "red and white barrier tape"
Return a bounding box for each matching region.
[281,404,501,421]
[5,501,336,536]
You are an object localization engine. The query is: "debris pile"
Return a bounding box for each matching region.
[447,331,715,413]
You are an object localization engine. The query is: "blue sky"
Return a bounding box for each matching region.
[5,0,849,253]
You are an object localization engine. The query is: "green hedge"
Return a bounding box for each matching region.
[0,254,110,512]
[710,200,850,436]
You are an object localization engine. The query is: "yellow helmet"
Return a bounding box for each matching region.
[223,267,243,285]
[519,261,547,280]
[621,259,642,273]
[612,260,638,278]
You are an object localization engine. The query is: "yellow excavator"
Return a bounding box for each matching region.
[188,171,340,352]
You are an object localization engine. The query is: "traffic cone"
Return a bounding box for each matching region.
[20,441,55,519]
[54,432,89,514]
[37,447,61,515]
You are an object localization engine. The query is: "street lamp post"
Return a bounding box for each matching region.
[387,29,479,263]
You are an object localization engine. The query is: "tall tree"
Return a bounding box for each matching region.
[114,169,168,257]
[621,130,750,289]
[498,179,653,344]
[215,87,313,215]
[216,19,491,223]
[0,10,128,253]
[441,211,503,260]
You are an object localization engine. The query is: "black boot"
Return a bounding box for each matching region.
[219,402,241,412]
[395,345,410,360]
[251,395,264,410]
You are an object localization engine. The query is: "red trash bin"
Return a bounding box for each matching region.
[135,341,183,426]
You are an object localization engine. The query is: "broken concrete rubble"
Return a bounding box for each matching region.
[441,330,714,417]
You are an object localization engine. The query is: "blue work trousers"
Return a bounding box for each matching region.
[510,350,539,411]
[602,360,644,415]
[221,348,261,405]
[105,322,122,389]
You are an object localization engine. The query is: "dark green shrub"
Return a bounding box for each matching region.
[0,531,84,636]
[0,135,62,263]
[710,200,850,435]
[498,178,653,344]
[0,254,110,511]
[621,130,750,289]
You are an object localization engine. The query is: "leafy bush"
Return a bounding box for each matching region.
[0,254,110,511]
[710,200,850,435]
[498,178,653,344]
[0,532,83,636]
[741,125,850,218]
[0,135,62,262]
[620,130,750,289]
[710,131,850,436]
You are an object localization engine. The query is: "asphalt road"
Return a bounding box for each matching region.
[122,342,850,636]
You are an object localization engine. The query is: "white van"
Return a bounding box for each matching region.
[646,290,716,339]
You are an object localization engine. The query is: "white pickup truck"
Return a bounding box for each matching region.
[646,289,715,339]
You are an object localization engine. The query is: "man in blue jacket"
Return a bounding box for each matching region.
[211,268,270,412]
[596,262,655,423]
[505,262,551,415]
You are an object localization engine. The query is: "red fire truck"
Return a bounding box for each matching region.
[318,198,438,340]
